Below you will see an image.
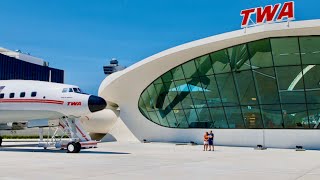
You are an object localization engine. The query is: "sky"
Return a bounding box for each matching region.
[0,0,318,94]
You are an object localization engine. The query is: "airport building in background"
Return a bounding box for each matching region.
[99,20,320,149]
[0,47,64,83]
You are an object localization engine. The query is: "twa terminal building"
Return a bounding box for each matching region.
[98,20,320,149]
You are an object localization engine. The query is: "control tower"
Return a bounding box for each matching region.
[103,58,125,75]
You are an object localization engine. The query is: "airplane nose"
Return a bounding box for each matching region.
[88,95,107,113]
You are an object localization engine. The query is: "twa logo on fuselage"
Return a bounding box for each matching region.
[240,1,295,28]
[67,102,82,106]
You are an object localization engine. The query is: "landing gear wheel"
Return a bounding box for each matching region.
[75,142,81,153]
[67,142,80,153]
[0,137,2,146]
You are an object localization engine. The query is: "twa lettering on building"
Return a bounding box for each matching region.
[240,1,295,28]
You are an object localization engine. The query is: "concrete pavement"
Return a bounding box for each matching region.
[0,141,320,180]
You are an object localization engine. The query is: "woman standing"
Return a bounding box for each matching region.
[203,132,209,151]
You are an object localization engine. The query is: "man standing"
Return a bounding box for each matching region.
[208,130,214,151]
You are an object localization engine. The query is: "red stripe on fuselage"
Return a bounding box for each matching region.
[0,99,64,105]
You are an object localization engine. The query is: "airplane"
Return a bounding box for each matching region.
[0,80,107,153]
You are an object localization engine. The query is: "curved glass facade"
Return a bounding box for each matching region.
[138,36,320,129]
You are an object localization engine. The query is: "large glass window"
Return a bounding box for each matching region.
[299,36,320,65]
[234,70,258,105]
[196,108,214,128]
[224,106,245,128]
[209,107,228,128]
[186,78,207,107]
[241,106,263,128]
[171,66,185,80]
[153,77,163,84]
[200,75,222,107]
[174,79,194,109]
[146,84,159,110]
[276,66,306,104]
[163,81,183,110]
[155,111,170,127]
[210,49,231,74]
[248,39,273,68]
[174,110,189,128]
[216,73,239,106]
[271,37,301,66]
[184,109,200,128]
[154,84,179,123]
[138,98,150,119]
[195,55,214,76]
[307,104,320,129]
[253,68,280,104]
[303,65,320,103]
[139,36,320,129]
[141,90,153,111]
[282,104,309,129]
[165,111,178,128]
[228,44,251,71]
[148,111,160,125]
[182,60,198,78]
[162,71,173,83]
[261,105,284,128]
[154,83,172,110]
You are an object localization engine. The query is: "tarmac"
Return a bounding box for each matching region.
[1,141,320,180]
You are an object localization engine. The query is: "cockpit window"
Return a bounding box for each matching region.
[62,88,68,93]
[72,88,86,94]
[62,87,86,94]
[73,88,83,93]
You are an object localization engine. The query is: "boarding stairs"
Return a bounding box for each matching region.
[28,117,98,153]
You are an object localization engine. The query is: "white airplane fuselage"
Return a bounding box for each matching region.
[0,80,107,123]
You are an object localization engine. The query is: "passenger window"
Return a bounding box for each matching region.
[31,92,37,97]
[9,93,15,98]
[20,92,26,98]
[69,88,73,92]
[62,88,68,93]
[0,93,4,98]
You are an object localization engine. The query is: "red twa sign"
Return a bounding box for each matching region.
[240,1,295,28]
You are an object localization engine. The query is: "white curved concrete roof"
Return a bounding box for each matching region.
[99,19,320,105]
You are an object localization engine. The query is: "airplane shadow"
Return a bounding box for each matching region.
[0,143,39,147]
[0,144,131,155]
